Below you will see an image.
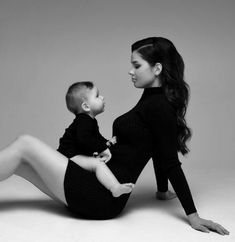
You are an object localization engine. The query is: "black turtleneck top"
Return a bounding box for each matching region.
[109,87,196,215]
[63,87,197,219]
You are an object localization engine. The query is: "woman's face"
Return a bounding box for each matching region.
[129,51,160,88]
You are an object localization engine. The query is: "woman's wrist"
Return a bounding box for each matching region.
[188,212,198,217]
[187,212,199,222]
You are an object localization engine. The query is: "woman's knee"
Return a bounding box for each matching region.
[16,134,42,152]
[14,134,38,159]
[6,134,33,159]
[17,134,35,144]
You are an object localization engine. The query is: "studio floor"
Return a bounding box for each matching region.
[0,164,234,242]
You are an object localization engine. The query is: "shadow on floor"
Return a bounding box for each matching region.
[0,187,188,223]
[0,198,71,218]
[121,187,188,224]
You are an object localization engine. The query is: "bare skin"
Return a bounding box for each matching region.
[188,213,229,235]
[70,155,134,197]
[111,183,134,197]
[0,135,68,205]
[0,135,230,235]
[156,190,177,200]
[0,135,100,204]
[156,191,229,235]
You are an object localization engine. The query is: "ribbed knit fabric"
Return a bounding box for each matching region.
[57,113,108,158]
[63,87,197,219]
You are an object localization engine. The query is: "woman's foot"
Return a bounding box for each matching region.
[111,183,134,197]
[156,190,177,200]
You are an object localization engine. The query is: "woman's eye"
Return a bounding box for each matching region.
[134,65,140,69]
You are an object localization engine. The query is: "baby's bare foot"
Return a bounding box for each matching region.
[156,190,177,200]
[112,183,134,197]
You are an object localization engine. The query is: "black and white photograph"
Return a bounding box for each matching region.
[0,0,234,241]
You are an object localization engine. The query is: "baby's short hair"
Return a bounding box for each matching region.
[66,81,94,114]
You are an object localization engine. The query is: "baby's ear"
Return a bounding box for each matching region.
[81,102,90,112]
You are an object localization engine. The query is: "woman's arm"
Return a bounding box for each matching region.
[152,153,168,192]
[152,155,177,200]
[143,99,229,234]
[188,212,229,235]
[143,100,197,215]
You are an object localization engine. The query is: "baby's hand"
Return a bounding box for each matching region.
[97,148,112,163]
[106,136,117,147]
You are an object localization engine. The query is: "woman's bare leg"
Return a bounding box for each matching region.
[0,135,68,205]
[15,162,62,203]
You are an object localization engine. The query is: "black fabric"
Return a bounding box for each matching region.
[64,159,129,219]
[152,153,168,192]
[57,113,108,158]
[63,87,197,218]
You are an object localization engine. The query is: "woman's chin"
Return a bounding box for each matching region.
[133,82,143,89]
[132,81,139,88]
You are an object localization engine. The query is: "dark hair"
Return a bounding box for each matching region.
[66,81,94,114]
[132,37,191,155]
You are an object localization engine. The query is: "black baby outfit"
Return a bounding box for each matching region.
[57,113,108,158]
[62,87,197,219]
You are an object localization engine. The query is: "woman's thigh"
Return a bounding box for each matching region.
[18,135,69,205]
[15,162,63,204]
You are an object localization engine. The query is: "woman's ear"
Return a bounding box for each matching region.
[153,63,162,76]
[81,102,90,112]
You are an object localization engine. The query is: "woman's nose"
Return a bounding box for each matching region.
[128,69,134,76]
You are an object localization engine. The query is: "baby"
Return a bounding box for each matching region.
[58,81,134,197]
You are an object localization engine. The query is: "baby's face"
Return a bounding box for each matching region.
[86,87,105,117]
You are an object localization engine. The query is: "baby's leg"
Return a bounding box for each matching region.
[71,156,134,197]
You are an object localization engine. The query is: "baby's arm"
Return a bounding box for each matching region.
[95,148,112,163]
[75,115,108,154]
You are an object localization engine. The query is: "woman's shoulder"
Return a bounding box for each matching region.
[140,94,175,117]
[142,93,168,110]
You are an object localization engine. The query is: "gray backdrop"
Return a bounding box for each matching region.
[0,0,234,176]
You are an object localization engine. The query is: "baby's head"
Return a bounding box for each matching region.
[66,81,105,118]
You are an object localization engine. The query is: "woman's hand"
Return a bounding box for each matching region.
[106,136,117,147]
[188,212,229,235]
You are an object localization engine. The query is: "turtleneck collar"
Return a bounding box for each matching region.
[143,87,163,95]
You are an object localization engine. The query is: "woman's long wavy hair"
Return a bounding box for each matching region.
[131,37,192,155]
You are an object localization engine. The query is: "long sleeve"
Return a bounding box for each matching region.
[97,129,109,148]
[152,153,168,192]
[75,114,108,154]
[143,97,197,215]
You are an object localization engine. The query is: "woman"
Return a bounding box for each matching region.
[0,37,229,235]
